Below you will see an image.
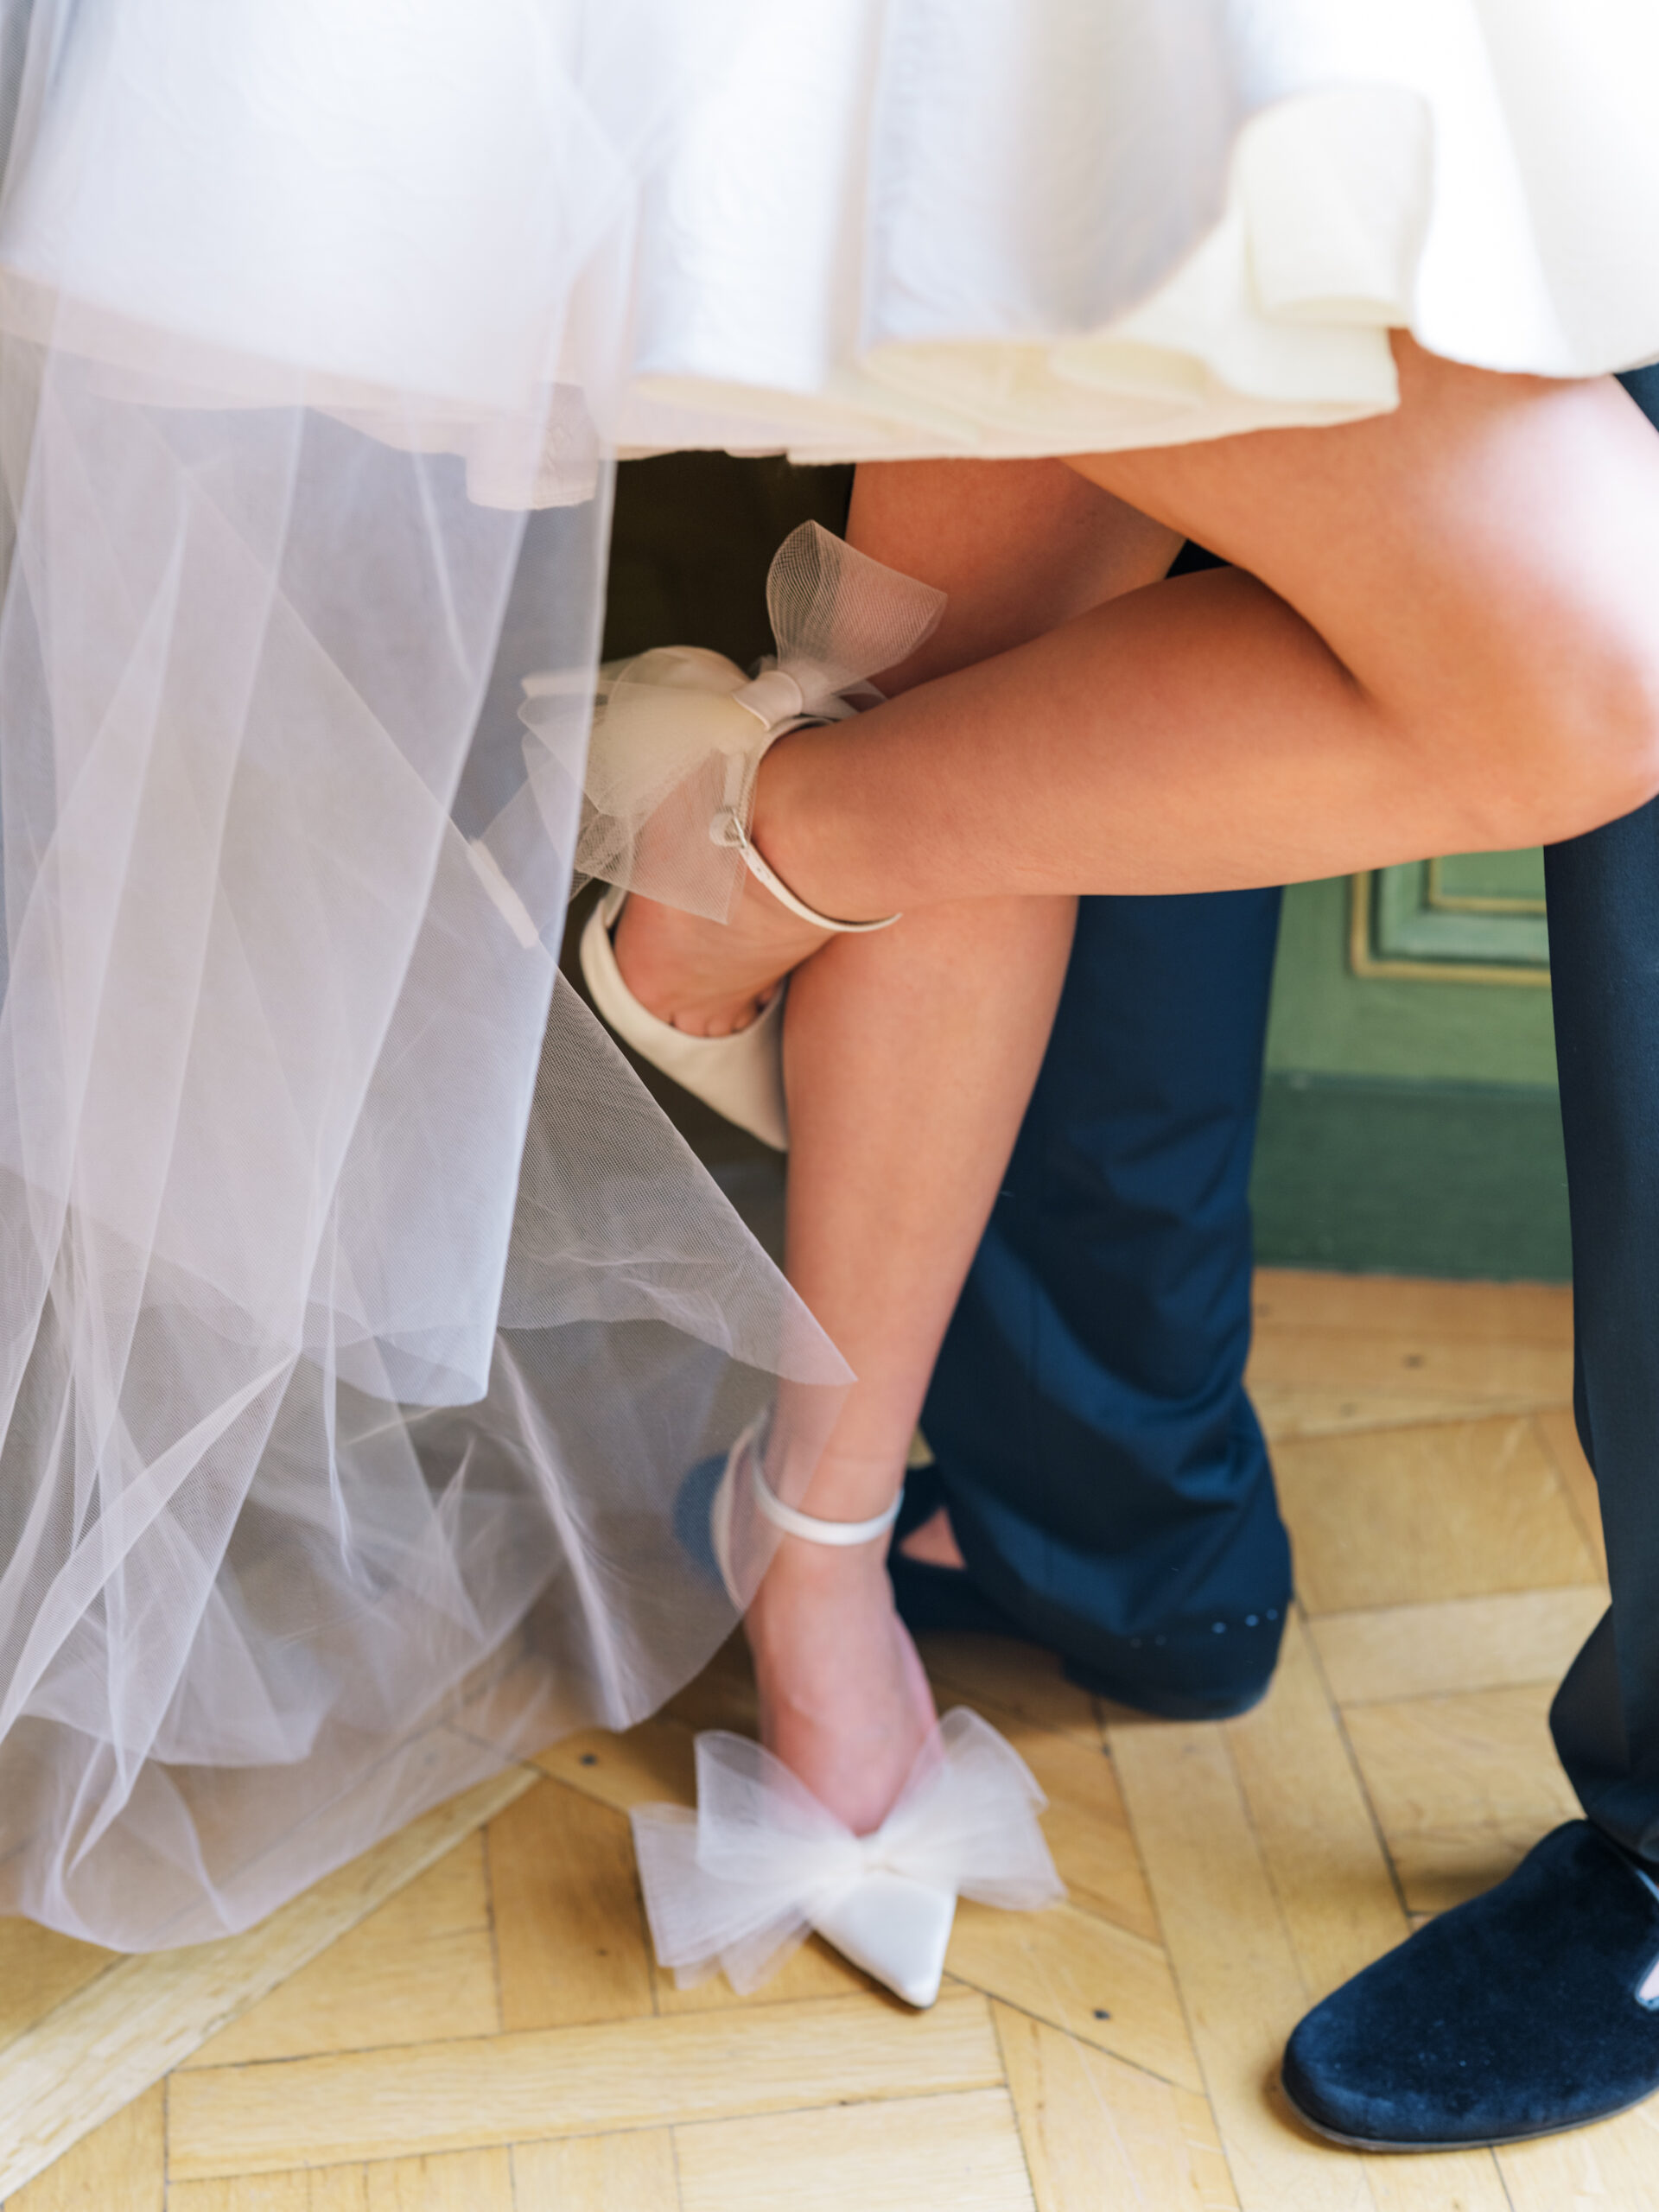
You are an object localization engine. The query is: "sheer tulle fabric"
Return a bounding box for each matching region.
[569,524,946,923]
[3,0,1659,1952]
[632,1711,1064,2005]
[0,0,848,1948]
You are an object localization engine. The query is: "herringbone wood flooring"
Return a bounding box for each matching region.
[7,1272,1649,2210]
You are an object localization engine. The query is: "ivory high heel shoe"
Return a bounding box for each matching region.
[560,524,946,1149]
[577,805,900,1149]
[633,1421,1063,2008]
[579,882,793,1147]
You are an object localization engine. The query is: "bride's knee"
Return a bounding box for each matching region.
[1580,647,1659,827]
[1416,613,1659,849]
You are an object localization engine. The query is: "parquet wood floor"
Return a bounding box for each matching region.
[3,1270,1638,2210]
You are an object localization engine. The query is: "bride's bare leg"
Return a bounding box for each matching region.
[741,464,1176,1830]
[742,894,1072,1828]
[624,340,1659,1045]
[613,463,1177,1032]
[755,343,1659,920]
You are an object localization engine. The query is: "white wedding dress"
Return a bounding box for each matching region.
[1,0,1656,1949]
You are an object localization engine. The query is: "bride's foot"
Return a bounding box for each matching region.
[744,1535,938,1835]
[611,861,832,1038]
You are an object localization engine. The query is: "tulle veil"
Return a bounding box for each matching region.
[0,0,848,1948]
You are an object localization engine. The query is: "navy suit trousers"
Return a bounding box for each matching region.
[1545,357,1659,1857]
[921,887,1293,1710]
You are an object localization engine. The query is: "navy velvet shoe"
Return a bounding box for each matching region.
[1283,1821,1659,2150]
[888,1467,1280,1722]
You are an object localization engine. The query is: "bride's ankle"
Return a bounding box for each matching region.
[747,1529,890,1619]
[749,734,887,931]
[743,1537,896,1672]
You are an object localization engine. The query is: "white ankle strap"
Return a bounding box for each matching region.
[748,1446,903,1546]
[711,803,901,936]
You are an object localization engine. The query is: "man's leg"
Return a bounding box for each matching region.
[906,881,1292,1721]
[1282,366,1659,2152]
[1545,372,1659,1850]
[1546,789,1659,1854]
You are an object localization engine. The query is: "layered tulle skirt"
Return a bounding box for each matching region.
[1,0,1656,1947]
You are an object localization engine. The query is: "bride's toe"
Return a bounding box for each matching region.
[611,893,776,1036]
[578,886,791,1147]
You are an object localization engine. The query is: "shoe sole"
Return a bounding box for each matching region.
[1281,2075,1659,2154]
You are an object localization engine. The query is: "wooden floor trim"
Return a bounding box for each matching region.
[0,1764,537,2201]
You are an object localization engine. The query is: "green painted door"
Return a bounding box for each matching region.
[1253,853,1567,1278]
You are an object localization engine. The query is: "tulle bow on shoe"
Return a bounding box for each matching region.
[554,519,945,923]
[631,1707,1064,2008]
